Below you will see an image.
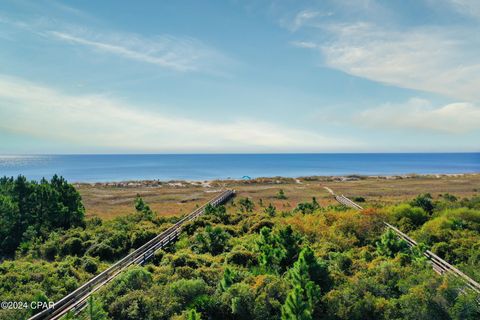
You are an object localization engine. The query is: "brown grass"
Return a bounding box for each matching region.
[77,174,480,220]
[77,185,220,219]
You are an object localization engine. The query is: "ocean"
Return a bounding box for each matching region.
[0,153,479,183]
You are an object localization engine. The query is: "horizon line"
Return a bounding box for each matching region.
[1,151,480,156]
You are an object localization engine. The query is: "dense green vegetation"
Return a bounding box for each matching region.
[388,193,480,283]
[0,176,479,320]
[0,176,179,320]
[0,175,85,257]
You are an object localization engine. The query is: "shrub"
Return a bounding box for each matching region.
[86,242,115,261]
[183,219,208,236]
[42,234,60,260]
[264,203,277,217]
[389,204,429,231]
[238,198,255,213]
[353,196,366,203]
[276,189,287,200]
[256,225,302,272]
[221,283,255,319]
[410,193,434,214]
[227,249,257,267]
[250,220,275,233]
[376,229,409,258]
[295,198,320,214]
[61,237,84,256]
[130,229,156,248]
[192,226,231,255]
[169,278,209,305]
[109,290,151,320]
[83,257,98,274]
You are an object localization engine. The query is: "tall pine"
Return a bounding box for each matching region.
[219,266,236,292]
[186,309,202,320]
[281,286,312,320]
[282,247,328,320]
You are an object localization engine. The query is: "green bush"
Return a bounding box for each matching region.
[226,249,257,267]
[83,257,98,274]
[295,198,320,214]
[376,229,410,258]
[61,237,84,256]
[389,204,429,231]
[410,193,434,214]
[86,242,115,261]
[276,189,287,200]
[192,226,231,255]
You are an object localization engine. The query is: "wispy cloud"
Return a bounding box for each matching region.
[0,12,233,74]
[290,41,318,49]
[295,22,480,101]
[354,98,480,133]
[0,75,354,152]
[48,30,231,73]
[280,0,480,101]
[288,10,333,31]
[441,0,480,18]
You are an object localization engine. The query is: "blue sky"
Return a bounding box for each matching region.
[0,0,479,153]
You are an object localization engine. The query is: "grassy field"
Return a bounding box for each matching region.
[76,174,480,219]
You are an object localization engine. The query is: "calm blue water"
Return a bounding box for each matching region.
[0,154,479,182]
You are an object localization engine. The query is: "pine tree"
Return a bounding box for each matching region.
[134,195,154,220]
[259,198,264,207]
[410,193,434,214]
[134,194,147,212]
[204,203,216,215]
[289,249,313,289]
[257,227,286,271]
[295,198,320,214]
[219,266,236,291]
[276,189,287,199]
[376,229,409,258]
[277,225,302,270]
[238,197,255,212]
[282,247,327,319]
[256,226,302,272]
[281,286,312,320]
[264,203,276,217]
[87,295,109,320]
[186,308,202,320]
[290,246,330,290]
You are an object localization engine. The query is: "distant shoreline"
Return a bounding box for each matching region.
[72,172,479,188]
[2,153,479,183]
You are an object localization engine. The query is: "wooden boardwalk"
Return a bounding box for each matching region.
[29,190,235,320]
[326,186,480,294]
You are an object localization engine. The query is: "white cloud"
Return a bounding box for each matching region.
[0,14,231,74]
[444,0,480,18]
[317,23,480,101]
[290,41,318,49]
[48,30,231,73]
[0,75,354,152]
[355,98,480,133]
[284,1,480,102]
[289,10,332,31]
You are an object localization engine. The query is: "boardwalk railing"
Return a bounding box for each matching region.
[383,222,480,294]
[29,190,235,320]
[335,194,364,210]
[326,187,480,295]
